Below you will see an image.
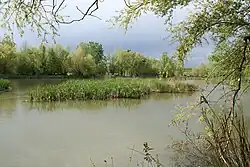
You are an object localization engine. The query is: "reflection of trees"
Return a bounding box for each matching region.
[24,98,145,112]
[23,93,197,112]
[149,93,193,101]
[10,79,64,92]
[0,98,17,120]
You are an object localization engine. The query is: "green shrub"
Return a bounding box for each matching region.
[28,78,198,102]
[0,79,11,91]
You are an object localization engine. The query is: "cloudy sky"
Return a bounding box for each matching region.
[7,0,213,67]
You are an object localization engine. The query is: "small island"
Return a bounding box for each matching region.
[28,78,198,102]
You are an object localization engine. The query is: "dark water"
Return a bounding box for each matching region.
[0,79,246,167]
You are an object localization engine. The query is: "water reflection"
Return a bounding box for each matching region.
[0,98,18,122]
[9,79,64,93]
[2,79,247,167]
[25,99,144,112]
[150,93,193,101]
[22,93,194,112]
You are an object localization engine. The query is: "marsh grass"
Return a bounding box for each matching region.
[28,78,198,102]
[0,79,11,91]
[148,80,198,93]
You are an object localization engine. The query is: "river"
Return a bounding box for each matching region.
[0,79,248,167]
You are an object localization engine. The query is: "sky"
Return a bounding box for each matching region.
[5,0,213,67]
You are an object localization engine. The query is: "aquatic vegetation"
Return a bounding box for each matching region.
[148,79,198,93]
[28,78,198,102]
[0,79,11,91]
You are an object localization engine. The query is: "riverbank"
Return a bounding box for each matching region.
[0,74,209,80]
[28,78,198,102]
[0,79,11,92]
[0,74,84,79]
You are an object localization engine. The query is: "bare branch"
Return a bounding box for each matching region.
[53,0,102,24]
[0,0,104,42]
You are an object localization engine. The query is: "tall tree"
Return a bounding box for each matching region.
[160,52,176,78]
[112,0,250,83]
[113,1,250,166]
[78,42,104,64]
[0,35,16,74]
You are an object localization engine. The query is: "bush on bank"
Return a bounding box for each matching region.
[28,78,198,102]
[0,79,11,91]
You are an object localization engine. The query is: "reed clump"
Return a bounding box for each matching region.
[148,79,198,93]
[29,78,198,102]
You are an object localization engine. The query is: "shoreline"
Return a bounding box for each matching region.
[1,75,206,80]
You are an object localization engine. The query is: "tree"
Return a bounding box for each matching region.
[191,63,209,78]
[113,1,250,166]
[105,52,116,76]
[78,41,105,64]
[160,52,175,78]
[0,0,103,41]
[96,60,107,76]
[71,45,98,77]
[52,44,71,74]
[149,58,161,76]
[0,35,16,74]
[112,1,250,77]
[113,49,134,76]
[131,52,149,76]
[79,54,97,77]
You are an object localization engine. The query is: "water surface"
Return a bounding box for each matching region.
[0,79,246,167]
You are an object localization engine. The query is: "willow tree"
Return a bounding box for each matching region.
[112,0,250,82]
[112,1,250,166]
[0,0,103,41]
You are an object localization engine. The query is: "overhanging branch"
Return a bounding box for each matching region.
[0,0,104,41]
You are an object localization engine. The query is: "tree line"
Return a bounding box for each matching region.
[0,35,189,78]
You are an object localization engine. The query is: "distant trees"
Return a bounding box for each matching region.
[71,42,106,77]
[0,35,16,75]
[183,63,210,78]
[159,52,184,78]
[107,49,160,77]
[0,38,190,78]
[14,44,71,76]
[191,63,209,78]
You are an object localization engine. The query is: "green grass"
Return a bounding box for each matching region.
[28,78,198,102]
[0,79,11,91]
[147,79,198,93]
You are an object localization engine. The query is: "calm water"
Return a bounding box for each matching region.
[0,79,247,167]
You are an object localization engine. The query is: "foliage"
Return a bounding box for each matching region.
[14,44,71,75]
[109,49,171,77]
[0,35,16,75]
[0,79,11,91]
[0,40,109,77]
[71,47,97,77]
[28,78,151,101]
[0,0,102,42]
[28,78,198,102]
[169,96,250,167]
[149,79,198,93]
[183,63,210,78]
[192,63,209,78]
[160,52,176,78]
[78,41,105,64]
[113,0,250,81]
[71,42,107,77]
[0,36,192,79]
[112,1,250,166]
